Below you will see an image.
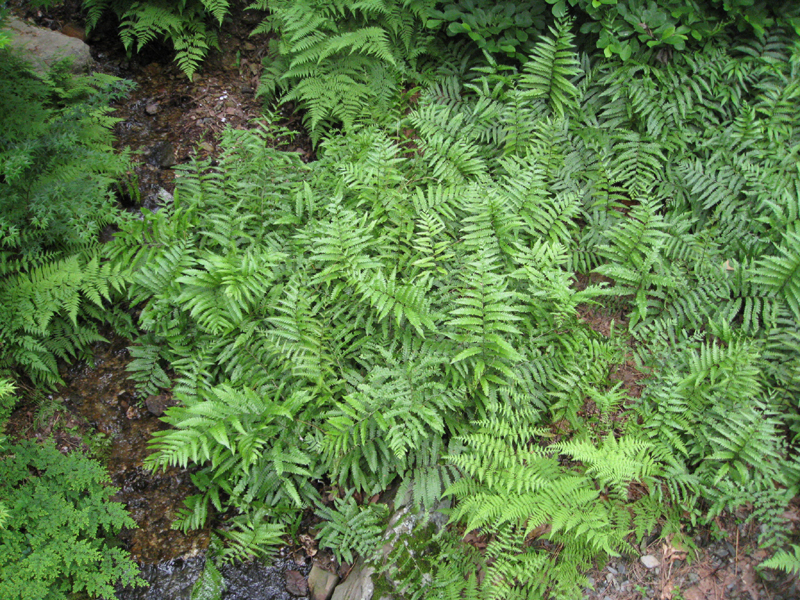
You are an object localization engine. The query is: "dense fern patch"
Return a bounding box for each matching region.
[0,52,135,388]
[103,15,800,596]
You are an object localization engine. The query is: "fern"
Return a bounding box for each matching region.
[518,18,581,119]
[0,54,132,386]
[103,21,800,586]
[316,491,388,564]
[759,544,800,576]
[253,0,438,139]
[80,0,231,79]
[754,230,800,321]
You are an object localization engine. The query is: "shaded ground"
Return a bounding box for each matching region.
[4,334,208,563]
[10,0,313,211]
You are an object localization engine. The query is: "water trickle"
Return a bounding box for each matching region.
[116,553,311,600]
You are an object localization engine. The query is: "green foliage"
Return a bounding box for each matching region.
[0,440,144,600]
[250,0,439,140]
[0,52,134,387]
[0,378,15,428]
[106,14,800,594]
[759,544,800,576]
[376,522,483,600]
[426,0,547,60]
[316,491,389,564]
[442,407,669,598]
[33,0,231,79]
[0,8,10,50]
[553,0,800,61]
[190,541,225,600]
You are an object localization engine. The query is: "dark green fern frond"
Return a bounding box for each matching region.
[754,230,800,321]
[519,18,580,119]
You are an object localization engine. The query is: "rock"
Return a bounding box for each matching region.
[5,16,93,74]
[126,404,144,420]
[61,23,86,42]
[331,558,374,600]
[285,570,308,597]
[640,555,660,569]
[308,564,339,600]
[145,394,174,416]
[148,141,175,169]
[145,102,159,115]
[157,187,174,205]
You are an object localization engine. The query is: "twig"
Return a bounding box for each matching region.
[734,527,739,579]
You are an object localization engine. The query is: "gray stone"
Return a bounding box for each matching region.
[308,564,339,600]
[145,394,174,416]
[285,569,308,597]
[156,188,174,205]
[640,554,660,569]
[148,141,175,169]
[145,102,159,115]
[331,559,374,600]
[5,17,93,74]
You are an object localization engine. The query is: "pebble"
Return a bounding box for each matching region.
[640,554,660,569]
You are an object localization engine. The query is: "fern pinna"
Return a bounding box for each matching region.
[108,16,800,596]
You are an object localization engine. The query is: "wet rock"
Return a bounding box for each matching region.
[221,558,310,600]
[5,16,93,74]
[148,141,176,169]
[308,564,339,600]
[145,103,159,115]
[145,394,174,416]
[640,554,660,569]
[285,570,308,597]
[126,404,145,420]
[61,23,86,42]
[331,558,374,600]
[116,556,204,600]
[157,188,174,206]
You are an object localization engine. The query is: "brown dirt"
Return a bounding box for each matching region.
[9,0,314,211]
[4,335,209,563]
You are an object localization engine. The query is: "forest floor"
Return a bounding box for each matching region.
[5,1,800,598]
